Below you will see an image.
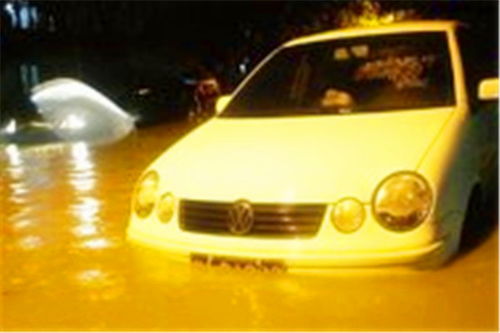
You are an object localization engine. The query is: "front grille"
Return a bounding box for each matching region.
[179,199,326,238]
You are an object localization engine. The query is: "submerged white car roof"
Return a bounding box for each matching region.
[284,20,460,47]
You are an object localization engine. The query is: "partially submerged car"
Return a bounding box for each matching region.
[127,21,498,271]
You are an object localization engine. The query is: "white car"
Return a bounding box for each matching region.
[127,21,498,271]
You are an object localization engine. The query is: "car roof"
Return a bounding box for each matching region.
[284,20,460,48]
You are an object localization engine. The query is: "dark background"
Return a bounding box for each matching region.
[1,0,498,125]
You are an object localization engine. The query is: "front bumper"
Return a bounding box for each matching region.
[126,219,445,271]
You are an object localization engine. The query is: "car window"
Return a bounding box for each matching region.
[222,31,455,117]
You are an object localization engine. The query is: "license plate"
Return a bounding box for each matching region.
[190,253,287,272]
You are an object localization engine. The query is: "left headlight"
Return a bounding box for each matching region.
[330,198,365,233]
[157,192,175,223]
[373,171,433,232]
[133,170,159,218]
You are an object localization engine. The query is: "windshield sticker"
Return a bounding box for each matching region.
[354,55,436,90]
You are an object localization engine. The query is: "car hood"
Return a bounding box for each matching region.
[151,108,453,203]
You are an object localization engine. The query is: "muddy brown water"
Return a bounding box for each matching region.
[1,121,497,331]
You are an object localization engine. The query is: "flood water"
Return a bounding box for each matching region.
[1,121,498,331]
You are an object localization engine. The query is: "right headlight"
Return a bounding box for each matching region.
[372,171,433,231]
[133,170,159,218]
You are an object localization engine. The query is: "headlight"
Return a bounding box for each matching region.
[373,171,433,231]
[133,170,159,218]
[157,192,175,223]
[330,198,365,233]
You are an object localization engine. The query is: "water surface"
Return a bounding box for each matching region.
[1,121,497,331]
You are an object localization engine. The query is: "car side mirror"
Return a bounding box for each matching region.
[215,94,232,115]
[478,78,498,101]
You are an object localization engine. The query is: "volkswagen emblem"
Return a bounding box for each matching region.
[227,199,254,235]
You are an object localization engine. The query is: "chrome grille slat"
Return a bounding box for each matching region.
[255,211,320,218]
[183,201,231,210]
[252,225,318,232]
[186,225,226,231]
[179,200,325,238]
[182,210,228,219]
[256,206,321,213]
[254,219,318,225]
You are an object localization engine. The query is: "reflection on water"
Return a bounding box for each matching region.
[71,197,100,223]
[73,267,126,302]
[16,234,44,251]
[76,237,118,250]
[72,223,98,238]
[5,144,22,166]
[1,122,498,331]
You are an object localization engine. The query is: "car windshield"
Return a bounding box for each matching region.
[221,31,455,117]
